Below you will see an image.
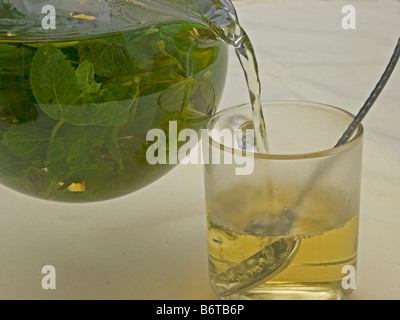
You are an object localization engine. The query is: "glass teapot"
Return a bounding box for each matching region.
[0,0,238,202]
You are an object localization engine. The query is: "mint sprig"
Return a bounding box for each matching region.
[3,43,133,193]
[30,43,80,120]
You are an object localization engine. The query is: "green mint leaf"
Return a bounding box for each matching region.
[103,83,132,101]
[0,143,17,174]
[66,137,112,174]
[29,104,61,124]
[0,68,38,122]
[0,120,11,138]
[3,121,52,160]
[62,101,129,126]
[158,23,220,79]
[44,126,112,188]
[104,126,124,171]
[75,60,102,94]
[45,138,72,182]
[104,83,139,121]
[158,77,200,114]
[0,44,33,73]
[85,88,116,104]
[134,52,186,97]
[126,29,161,65]
[78,37,135,78]
[30,43,80,120]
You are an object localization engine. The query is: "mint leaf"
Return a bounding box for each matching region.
[0,77,38,123]
[62,101,129,126]
[75,60,102,94]
[3,121,52,160]
[78,37,135,78]
[0,44,37,123]
[66,137,112,174]
[158,23,217,78]
[30,45,129,127]
[76,60,118,105]
[158,77,199,114]
[134,51,186,97]
[104,83,132,101]
[45,126,108,183]
[104,83,139,121]
[45,138,71,182]
[0,44,33,73]
[104,126,124,170]
[126,29,161,66]
[0,120,10,138]
[85,87,116,104]
[30,43,80,120]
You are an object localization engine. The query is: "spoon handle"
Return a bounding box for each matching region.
[291,38,400,211]
[335,37,400,147]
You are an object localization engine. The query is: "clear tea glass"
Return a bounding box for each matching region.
[202,101,363,300]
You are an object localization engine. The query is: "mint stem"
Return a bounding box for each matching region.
[46,118,66,159]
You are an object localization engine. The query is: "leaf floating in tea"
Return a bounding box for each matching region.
[30,43,80,120]
[62,102,129,127]
[0,43,33,73]
[75,60,102,94]
[3,122,51,160]
[78,37,135,77]
[0,44,37,123]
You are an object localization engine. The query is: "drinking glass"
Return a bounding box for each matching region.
[202,100,363,300]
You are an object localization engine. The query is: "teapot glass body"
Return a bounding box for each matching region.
[0,0,228,202]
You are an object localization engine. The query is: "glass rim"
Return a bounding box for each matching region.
[204,100,364,160]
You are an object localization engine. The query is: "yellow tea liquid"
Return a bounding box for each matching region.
[207,187,359,300]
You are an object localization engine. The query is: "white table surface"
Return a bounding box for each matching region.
[1,0,400,300]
